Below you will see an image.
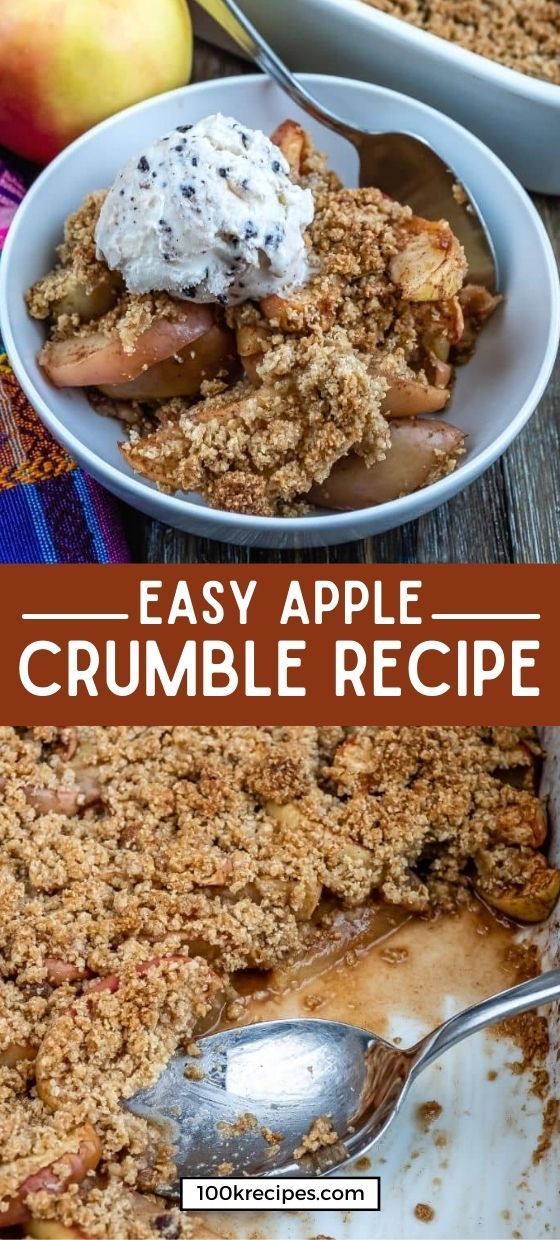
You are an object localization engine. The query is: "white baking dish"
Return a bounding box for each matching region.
[201,0,560,193]
[2,75,559,550]
[205,727,559,1239]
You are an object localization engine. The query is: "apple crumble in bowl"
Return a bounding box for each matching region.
[3,76,558,546]
[0,726,558,1238]
[26,113,497,519]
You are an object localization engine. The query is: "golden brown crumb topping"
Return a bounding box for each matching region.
[27,123,483,516]
[414,1201,436,1222]
[0,726,557,1236]
[361,0,560,85]
[123,330,389,515]
[293,1113,339,1160]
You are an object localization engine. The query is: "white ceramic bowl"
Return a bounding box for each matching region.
[232,0,560,194]
[1,74,559,550]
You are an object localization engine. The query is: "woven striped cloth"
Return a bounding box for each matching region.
[0,153,129,563]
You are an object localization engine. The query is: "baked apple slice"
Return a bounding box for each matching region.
[39,305,214,388]
[390,216,467,302]
[270,119,306,174]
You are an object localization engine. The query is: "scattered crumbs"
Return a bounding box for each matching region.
[185,1040,201,1058]
[410,1149,421,1160]
[359,0,560,85]
[414,1203,435,1223]
[217,1112,258,1138]
[217,1161,234,1176]
[261,1126,283,1146]
[417,1100,443,1130]
[355,1156,371,1171]
[184,1063,204,1081]
[533,1098,559,1164]
[488,1069,498,1081]
[434,1132,448,1148]
[294,1114,339,1160]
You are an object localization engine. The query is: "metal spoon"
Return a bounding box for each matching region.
[195,0,497,289]
[128,967,559,1186]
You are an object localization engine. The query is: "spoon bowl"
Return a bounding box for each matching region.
[196,0,497,289]
[127,968,560,1189]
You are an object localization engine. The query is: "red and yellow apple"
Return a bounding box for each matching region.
[0,0,193,164]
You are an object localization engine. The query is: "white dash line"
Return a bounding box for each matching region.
[431,613,540,621]
[21,613,130,621]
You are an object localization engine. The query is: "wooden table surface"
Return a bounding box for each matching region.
[125,39,560,567]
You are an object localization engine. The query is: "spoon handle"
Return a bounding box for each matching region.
[194,0,361,139]
[413,968,560,1075]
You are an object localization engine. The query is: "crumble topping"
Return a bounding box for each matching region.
[121,142,466,511]
[414,1201,436,1222]
[293,1114,339,1161]
[0,725,555,1236]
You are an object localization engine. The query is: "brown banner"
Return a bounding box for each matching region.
[0,565,556,723]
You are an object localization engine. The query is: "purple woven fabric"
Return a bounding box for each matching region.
[0,152,129,563]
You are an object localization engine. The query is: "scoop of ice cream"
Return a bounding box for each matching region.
[95,113,314,305]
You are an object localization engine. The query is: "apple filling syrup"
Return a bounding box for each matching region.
[228,901,530,1040]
